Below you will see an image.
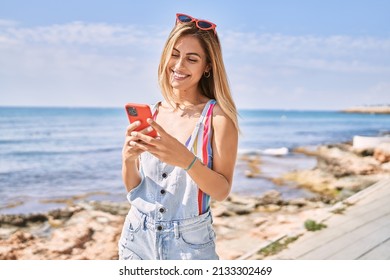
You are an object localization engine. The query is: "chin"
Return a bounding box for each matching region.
[170,81,186,90]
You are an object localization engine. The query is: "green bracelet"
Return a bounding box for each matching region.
[184,156,198,171]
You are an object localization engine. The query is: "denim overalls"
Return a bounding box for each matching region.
[118,100,219,260]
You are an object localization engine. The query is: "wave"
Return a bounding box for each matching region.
[238,147,289,156]
[4,147,120,157]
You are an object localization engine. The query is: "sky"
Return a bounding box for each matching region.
[0,0,389,110]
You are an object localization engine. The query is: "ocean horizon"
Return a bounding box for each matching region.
[1,106,389,214]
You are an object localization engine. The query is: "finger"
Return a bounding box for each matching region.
[128,140,137,146]
[128,140,149,151]
[125,121,141,136]
[125,134,140,145]
[124,139,146,156]
[146,118,165,136]
[130,130,157,145]
[122,142,144,161]
[139,126,156,136]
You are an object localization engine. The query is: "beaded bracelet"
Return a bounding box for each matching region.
[184,155,198,171]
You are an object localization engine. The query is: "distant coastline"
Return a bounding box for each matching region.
[342,105,390,114]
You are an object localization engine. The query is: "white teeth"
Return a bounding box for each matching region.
[173,71,187,78]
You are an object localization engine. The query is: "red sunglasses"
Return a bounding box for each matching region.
[176,13,217,35]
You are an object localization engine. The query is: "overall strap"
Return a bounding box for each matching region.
[151,102,160,120]
[195,99,216,215]
[186,99,216,149]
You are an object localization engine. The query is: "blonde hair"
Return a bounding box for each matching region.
[158,20,239,131]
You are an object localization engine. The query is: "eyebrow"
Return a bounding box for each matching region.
[173,48,202,58]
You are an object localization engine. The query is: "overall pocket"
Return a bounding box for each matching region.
[124,209,142,233]
[118,209,144,259]
[180,222,216,249]
[118,242,142,260]
[118,209,142,248]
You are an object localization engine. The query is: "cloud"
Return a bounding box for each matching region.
[0,19,18,27]
[223,31,390,55]
[222,31,390,73]
[220,31,390,109]
[0,21,166,106]
[0,20,389,109]
[2,21,165,47]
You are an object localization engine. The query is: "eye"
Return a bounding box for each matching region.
[188,57,198,63]
[171,50,180,57]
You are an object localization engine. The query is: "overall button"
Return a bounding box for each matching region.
[156,225,163,231]
[159,207,166,213]
[160,189,166,195]
[162,172,168,179]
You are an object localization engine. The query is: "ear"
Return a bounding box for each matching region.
[204,63,211,73]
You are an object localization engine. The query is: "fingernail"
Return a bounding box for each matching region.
[131,131,137,136]
[147,118,152,124]
[146,126,153,132]
[135,121,141,126]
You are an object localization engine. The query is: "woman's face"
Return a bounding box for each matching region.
[167,35,210,92]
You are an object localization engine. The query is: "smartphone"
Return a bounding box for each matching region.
[125,103,157,138]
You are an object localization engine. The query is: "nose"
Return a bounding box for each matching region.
[174,56,185,69]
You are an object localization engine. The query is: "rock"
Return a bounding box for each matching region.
[352,135,390,153]
[257,190,282,205]
[228,204,253,215]
[52,227,94,255]
[374,143,390,163]
[293,146,320,156]
[212,204,234,217]
[0,213,47,227]
[0,201,127,260]
[9,231,35,244]
[317,145,381,177]
[281,139,390,200]
[382,162,390,172]
[85,200,130,216]
[288,198,307,207]
[241,155,261,178]
[253,217,268,226]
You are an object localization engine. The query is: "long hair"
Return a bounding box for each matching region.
[158,20,239,131]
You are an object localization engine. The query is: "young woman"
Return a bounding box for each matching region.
[119,13,239,260]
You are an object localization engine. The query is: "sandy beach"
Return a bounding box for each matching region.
[1,139,389,260]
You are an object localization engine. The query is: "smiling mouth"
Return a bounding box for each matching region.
[172,70,189,80]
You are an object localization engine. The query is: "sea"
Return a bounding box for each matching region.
[0,106,389,214]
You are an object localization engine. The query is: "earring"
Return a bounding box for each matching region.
[204,71,211,78]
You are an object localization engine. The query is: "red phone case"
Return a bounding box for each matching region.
[125,103,157,138]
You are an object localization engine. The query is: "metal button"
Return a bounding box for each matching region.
[160,189,166,195]
[162,172,168,179]
[159,207,166,213]
[157,225,163,231]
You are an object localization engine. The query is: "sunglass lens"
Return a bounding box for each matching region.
[178,15,192,22]
[197,21,212,29]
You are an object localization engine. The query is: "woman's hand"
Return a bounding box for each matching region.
[128,118,194,169]
[122,121,155,163]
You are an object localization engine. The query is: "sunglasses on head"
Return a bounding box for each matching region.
[176,13,217,35]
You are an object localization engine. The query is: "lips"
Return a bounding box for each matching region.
[172,70,189,80]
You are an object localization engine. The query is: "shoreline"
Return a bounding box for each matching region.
[1,152,317,216]
[1,138,389,260]
[341,106,390,114]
